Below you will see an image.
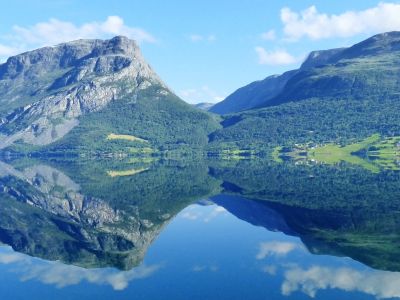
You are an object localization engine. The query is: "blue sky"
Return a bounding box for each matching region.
[1,0,400,103]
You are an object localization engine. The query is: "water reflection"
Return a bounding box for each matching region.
[280,265,400,299]
[0,157,399,299]
[0,247,159,290]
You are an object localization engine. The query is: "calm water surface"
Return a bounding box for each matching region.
[0,158,399,299]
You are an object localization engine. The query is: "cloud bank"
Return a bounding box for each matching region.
[0,16,155,60]
[281,2,400,41]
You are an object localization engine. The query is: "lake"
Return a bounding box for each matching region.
[0,157,399,299]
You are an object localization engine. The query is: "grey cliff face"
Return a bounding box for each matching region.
[0,36,167,148]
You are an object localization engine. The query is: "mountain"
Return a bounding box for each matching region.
[0,36,220,154]
[209,71,296,114]
[194,102,214,111]
[210,48,344,114]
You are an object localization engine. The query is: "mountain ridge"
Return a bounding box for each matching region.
[2,32,400,155]
[212,31,400,114]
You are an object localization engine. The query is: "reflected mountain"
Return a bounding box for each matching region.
[210,159,400,272]
[212,194,400,272]
[0,157,400,273]
[0,158,221,270]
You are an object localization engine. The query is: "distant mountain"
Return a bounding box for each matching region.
[194,102,214,111]
[215,32,400,115]
[210,71,296,114]
[210,48,344,114]
[265,32,400,107]
[0,36,220,154]
[210,32,400,148]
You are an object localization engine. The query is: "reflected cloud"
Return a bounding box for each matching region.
[203,206,227,223]
[0,252,27,264]
[180,205,227,223]
[256,241,299,260]
[192,265,219,272]
[181,210,201,220]
[282,265,400,299]
[0,247,160,290]
[262,265,277,275]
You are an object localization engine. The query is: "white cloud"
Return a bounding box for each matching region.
[260,29,276,40]
[255,47,298,66]
[281,2,400,41]
[0,16,155,60]
[256,241,299,259]
[179,85,226,104]
[188,34,217,42]
[282,265,400,299]
[13,16,156,45]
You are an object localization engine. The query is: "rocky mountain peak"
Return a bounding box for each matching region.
[0,36,168,148]
[0,36,144,81]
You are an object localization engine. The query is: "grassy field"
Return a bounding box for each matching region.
[308,134,380,172]
[274,134,400,172]
[106,133,149,143]
[107,167,148,177]
[367,136,400,170]
[271,146,283,163]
